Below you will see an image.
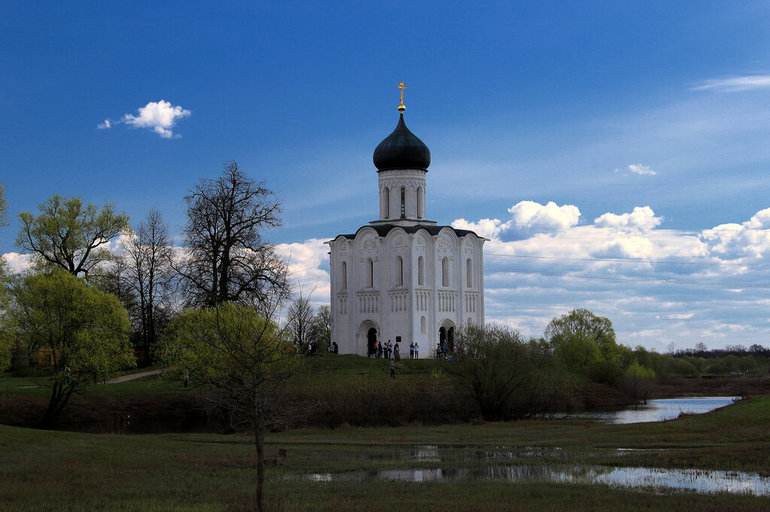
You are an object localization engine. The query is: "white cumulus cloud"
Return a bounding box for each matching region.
[274,238,330,303]
[701,208,770,261]
[593,236,656,259]
[508,201,581,231]
[2,252,33,273]
[451,201,770,351]
[452,218,504,239]
[98,100,191,138]
[453,201,581,241]
[594,206,662,231]
[122,100,191,138]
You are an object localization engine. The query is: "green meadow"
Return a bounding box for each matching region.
[1,393,768,511]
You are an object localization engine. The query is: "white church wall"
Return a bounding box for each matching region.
[377,169,427,223]
[328,110,485,359]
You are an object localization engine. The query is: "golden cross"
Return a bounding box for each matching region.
[397,81,407,109]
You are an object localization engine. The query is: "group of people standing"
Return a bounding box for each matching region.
[373,340,421,360]
[373,340,399,360]
[436,340,457,359]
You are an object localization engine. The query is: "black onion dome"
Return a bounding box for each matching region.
[373,113,431,171]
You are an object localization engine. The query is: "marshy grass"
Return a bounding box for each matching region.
[1,397,768,510]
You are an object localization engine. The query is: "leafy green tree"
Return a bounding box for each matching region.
[545,308,620,376]
[622,360,656,402]
[669,357,700,377]
[737,355,758,373]
[8,270,134,425]
[0,270,11,373]
[17,194,129,277]
[0,182,11,372]
[163,303,301,511]
[448,323,551,421]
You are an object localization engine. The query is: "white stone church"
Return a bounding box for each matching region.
[326,92,485,357]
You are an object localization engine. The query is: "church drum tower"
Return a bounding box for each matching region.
[326,84,485,357]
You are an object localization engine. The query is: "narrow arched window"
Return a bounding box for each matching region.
[397,256,403,286]
[367,258,374,287]
[400,187,406,218]
[383,188,390,219]
[466,258,472,288]
[416,187,423,218]
[442,257,449,287]
[341,261,347,289]
[421,316,426,333]
[418,256,424,286]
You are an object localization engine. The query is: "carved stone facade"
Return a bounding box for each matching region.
[326,110,485,357]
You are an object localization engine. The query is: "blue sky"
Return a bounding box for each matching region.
[3,1,770,350]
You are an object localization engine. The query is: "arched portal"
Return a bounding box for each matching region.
[439,319,456,351]
[358,320,380,357]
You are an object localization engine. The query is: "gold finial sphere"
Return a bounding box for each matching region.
[398,104,406,112]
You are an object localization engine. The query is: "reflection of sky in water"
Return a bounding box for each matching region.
[370,445,566,463]
[299,465,770,496]
[296,399,756,495]
[576,397,738,424]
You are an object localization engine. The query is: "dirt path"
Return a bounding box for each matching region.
[106,368,169,384]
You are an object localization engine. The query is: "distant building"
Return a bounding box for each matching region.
[326,86,485,356]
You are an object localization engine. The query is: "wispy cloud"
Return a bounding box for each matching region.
[627,163,656,175]
[614,164,656,176]
[692,75,770,92]
[97,100,191,138]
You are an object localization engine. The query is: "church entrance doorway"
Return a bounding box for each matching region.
[367,328,378,356]
[358,320,380,357]
[438,320,456,355]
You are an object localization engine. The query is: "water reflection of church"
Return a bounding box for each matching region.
[326,84,486,357]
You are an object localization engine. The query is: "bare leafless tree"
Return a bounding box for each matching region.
[176,162,289,308]
[311,304,332,351]
[122,209,174,362]
[286,293,315,353]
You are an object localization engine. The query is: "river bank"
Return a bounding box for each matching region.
[2,357,768,433]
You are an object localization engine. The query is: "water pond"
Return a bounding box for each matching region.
[573,396,738,424]
[299,464,770,497]
[292,398,761,496]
